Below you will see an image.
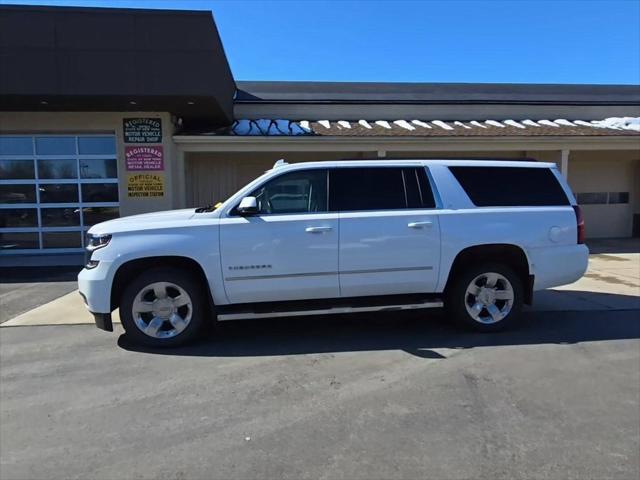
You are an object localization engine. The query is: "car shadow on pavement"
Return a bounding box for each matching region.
[118,291,640,359]
[586,238,640,255]
[0,266,82,283]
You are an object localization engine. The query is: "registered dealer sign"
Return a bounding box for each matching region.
[125,146,164,171]
[123,118,162,143]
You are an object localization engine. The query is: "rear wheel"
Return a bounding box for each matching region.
[445,263,523,332]
[119,267,207,347]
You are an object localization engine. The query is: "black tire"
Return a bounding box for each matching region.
[119,267,208,347]
[445,262,523,332]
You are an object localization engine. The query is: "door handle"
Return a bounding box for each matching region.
[408,221,433,229]
[305,226,333,233]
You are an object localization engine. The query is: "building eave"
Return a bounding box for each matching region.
[235,81,640,105]
[234,100,640,107]
[173,134,640,152]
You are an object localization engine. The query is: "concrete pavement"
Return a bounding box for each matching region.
[0,266,81,324]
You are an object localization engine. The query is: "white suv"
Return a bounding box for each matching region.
[78,160,589,346]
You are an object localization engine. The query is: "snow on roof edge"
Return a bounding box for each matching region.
[225,117,640,136]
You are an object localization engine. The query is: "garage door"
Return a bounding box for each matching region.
[570,158,637,238]
[0,135,120,254]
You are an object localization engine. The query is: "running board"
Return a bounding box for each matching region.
[217,300,443,321]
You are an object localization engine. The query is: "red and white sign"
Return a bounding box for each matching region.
[125,146,164,171]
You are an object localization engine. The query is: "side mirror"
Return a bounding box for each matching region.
[237,196,258,215]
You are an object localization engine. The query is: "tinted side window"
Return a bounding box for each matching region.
[330,168,406,211]
[249,169,328,214]
[416,167,436,208]
[449,166,570,207]
[402,168,436,209]
[403,169,422,208]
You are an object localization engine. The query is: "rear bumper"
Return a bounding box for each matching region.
[529,244,589,290]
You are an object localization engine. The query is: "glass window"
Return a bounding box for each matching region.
[248,169,327,214]
[0,232,39,250]
[35,137,76,155]
[37,159,78,179]
[0,185,36,204]
[42,232,82,249]
[0,159,35,179]
[402,168,436,209]
[38,184,78,203]
[0,137,33,155]
[608,192,629,204]
[82,207,119,226]
[416,167,436,208]
[78,136,116,155]
[577,192,608,205]
[41,208,80,227]
[330,168,407,212]
[0,208,38,227]
[80,158,117,179]
[404,169,422,209]
[449,166,570,207]
[0,135,118,254]
[81,183,119,203]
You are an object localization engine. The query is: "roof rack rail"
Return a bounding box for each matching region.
[273,159,288,169]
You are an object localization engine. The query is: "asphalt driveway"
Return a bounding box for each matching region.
[1,239,638,479]
[1,309,639,480]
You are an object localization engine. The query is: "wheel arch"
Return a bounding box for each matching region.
[444,244,534,305]
[110,256,215,314]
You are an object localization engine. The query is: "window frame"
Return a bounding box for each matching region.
[0,134,120,254]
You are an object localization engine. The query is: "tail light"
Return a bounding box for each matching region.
[573,205,585,244]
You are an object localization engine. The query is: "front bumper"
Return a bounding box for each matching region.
[78,289,114,331]
[92,312,113,332]
[77,259,114,314]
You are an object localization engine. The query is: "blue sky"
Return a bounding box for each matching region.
[7,0,640,84]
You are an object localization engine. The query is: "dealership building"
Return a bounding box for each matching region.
[1,4,639,266]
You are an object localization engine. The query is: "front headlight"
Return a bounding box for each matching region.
[86,233,112,252]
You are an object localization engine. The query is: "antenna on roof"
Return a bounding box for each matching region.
[273,159,288,169]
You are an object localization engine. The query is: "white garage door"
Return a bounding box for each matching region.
[570,158,636,238]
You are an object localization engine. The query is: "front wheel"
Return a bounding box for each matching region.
[119,267,208,347]
[445,263,523,332]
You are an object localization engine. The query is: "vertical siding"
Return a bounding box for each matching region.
[184,151,358,207]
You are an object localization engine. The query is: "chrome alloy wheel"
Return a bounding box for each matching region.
[464,272,514,324]
[132,282,193,339]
